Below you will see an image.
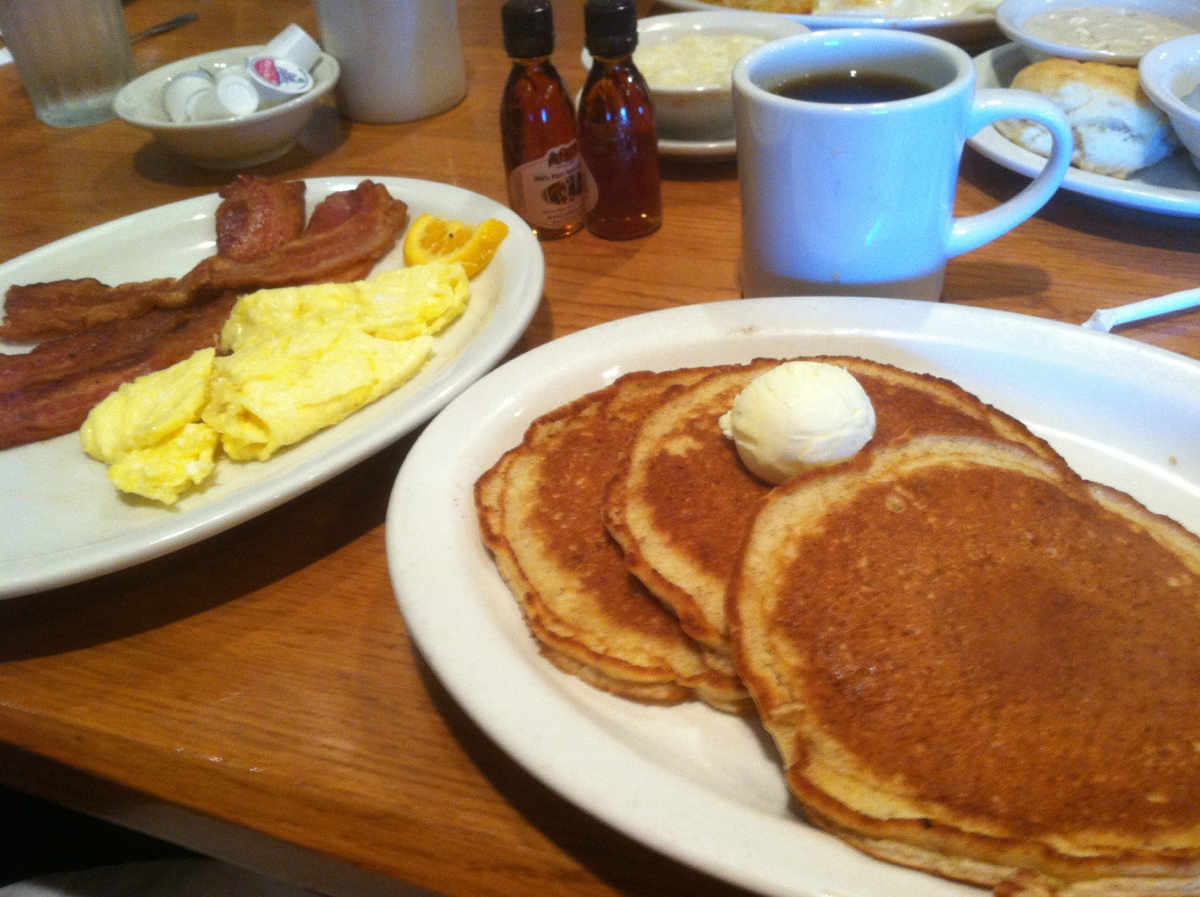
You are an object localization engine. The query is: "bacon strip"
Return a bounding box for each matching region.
[0,294,237,450]
[216,174,307,261]
[0,278,191,343]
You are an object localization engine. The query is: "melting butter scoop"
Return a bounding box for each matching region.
[719,360,877,485]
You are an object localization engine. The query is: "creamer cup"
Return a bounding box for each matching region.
[246,55,314,105]
[162,69,215,121]
[214,71,260,116]
[264,24,322,71]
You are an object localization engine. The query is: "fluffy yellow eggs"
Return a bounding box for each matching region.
[82,259,471,504]
[81,349,220,505]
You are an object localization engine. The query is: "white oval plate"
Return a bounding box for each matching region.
[0,176,544,599]
[387,297,1200,897]
[970,43,1200,217]
[658,0,999,45]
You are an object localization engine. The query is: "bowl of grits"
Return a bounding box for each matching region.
[581,11,808,142]
[997,0,1200,65]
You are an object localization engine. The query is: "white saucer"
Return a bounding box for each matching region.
[659,134,737,160]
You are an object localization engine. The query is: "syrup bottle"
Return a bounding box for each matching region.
[577,0,662,240]
[500,0,587,240]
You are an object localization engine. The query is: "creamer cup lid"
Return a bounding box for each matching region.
[162,69,215,121]
[264,24,321,71]
[215,72,260,116]
[187,87,232,122]
[246,55,314,104]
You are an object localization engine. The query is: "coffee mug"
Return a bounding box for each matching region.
[732,29,1073,301]
[313,0,467,124]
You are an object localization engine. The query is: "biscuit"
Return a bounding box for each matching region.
[996,58,1178,178]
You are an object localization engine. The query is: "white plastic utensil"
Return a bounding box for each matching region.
[1082,287,1200,332]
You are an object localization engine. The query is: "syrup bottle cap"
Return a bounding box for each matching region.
[501,0,555,59]
[583,0,638,59]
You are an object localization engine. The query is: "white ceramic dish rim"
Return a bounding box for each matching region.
[657,0,996,32]
[387,296,1200,897]
[995,0,1200,66]
[659,133,738,157]
[1139,33,1200,125]
[0,176,544,599]
[970,42,1200,216]
[115,44,339,130]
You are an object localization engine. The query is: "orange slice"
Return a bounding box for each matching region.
[403,213,509,278]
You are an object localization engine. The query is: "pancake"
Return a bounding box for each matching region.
[729,434,1200,895]
[603,356,1065,659]
[475,369,748,711]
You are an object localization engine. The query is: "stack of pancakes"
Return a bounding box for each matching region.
[475,356,1200,896]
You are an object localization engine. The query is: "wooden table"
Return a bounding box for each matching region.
[0,1,1198,895]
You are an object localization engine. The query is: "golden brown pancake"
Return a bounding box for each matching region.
[475,369,747,711]
[603,356,1065,659]
[729,434,1200,896]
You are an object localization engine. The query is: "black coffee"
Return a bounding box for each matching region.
[772,71,933,104]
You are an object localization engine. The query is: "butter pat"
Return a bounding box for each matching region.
[718,361,876,484]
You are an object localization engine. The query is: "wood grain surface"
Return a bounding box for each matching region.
[0,0,1198,895]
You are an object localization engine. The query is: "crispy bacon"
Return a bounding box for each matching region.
[182,181,410,299]
[0,294,237,450]
[0,179,408,342]
[0,177,411,451]
[216,174,307,261]
[0,278,191,343]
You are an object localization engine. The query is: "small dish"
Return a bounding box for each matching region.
[1140,34,1200,170]
[996,0,1200,66]
[659,134,737,160]
[114,45,339,170]
[581,11,807,142]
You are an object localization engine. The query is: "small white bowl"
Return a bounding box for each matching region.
[1140,33,1200,169]
[997,0,1200,66]
[114,46,339,170]
[581,11,808,142]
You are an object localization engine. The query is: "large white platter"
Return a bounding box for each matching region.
[658,0,999,45]
[387,297,1200,897]
[0,176,543,599]
[971,43,1200,217]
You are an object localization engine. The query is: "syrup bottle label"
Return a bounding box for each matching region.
[508,140,595,230]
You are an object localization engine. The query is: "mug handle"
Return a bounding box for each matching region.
[946,88,1073,258]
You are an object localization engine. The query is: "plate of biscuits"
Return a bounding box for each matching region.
[971,42,1200,216]
[387,297,1200,897]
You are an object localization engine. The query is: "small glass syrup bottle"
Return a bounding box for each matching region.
[577,0,662,240]
[500,0,587,240]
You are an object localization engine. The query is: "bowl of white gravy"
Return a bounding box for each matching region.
[997,0,1200,65]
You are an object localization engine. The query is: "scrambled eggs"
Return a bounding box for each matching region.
[82,260,471,504]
